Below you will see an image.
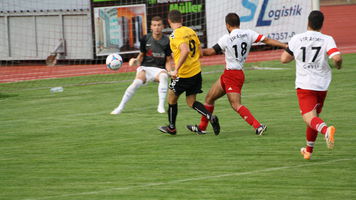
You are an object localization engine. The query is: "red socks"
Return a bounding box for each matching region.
[306,126,318,153]
[199,105,261,131]
[305,117,328,153]
[310,117,327,134]
[237,105,261,129]
[198,104,214,131]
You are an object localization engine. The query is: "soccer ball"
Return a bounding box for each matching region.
[106,53,123,70]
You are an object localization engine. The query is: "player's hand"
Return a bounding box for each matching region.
[129,58,138,67]
[169,70,178,79]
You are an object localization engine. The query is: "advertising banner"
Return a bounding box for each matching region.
[94,4,147,56]
[93,0,206,56]
[206,0,313,47]
[147,0,207,47]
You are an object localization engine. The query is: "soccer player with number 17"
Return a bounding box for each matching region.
[281,10,342,160]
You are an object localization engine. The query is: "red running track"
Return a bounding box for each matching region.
[1,5,356,83]
[0,49,289,83]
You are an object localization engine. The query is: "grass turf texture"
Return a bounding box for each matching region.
[1,54,356,200]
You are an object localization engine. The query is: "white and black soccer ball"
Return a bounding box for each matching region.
[106,53,123,70]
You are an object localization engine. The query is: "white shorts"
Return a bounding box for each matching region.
[137,66,167,83]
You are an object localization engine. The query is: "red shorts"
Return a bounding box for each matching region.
[296,88,327,115]
[220,70,245,94]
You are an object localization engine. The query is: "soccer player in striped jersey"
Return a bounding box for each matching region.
[186,13,287,135]
[281,10,342,160]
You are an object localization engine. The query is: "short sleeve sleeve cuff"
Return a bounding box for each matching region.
[254,34,265,43]
[327,48,341,59]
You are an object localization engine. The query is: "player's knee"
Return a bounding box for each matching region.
[205,98,214,105]
[302,115,312,126]
[158,72,168,82]
[230,103,242,112]
[186,96,196,108]
[205,93,216,104]
[302,110,317,125]
[187,101,194,108]
[132,79,143,89]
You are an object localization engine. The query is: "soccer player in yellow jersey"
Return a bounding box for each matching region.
[159,10,220,135]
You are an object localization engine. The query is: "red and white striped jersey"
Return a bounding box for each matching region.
[216,29,265,70]
[287,31,340,91]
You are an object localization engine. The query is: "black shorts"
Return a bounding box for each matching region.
[169,72,203,96]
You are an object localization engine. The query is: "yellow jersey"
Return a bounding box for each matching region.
[169,26,201,78]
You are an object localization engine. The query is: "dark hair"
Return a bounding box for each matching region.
[151,16,162,22]
[225,13,240,27]
[308,10,324,30]
[168,10,182,23]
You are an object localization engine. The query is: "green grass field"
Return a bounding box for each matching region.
[1,54,356,200]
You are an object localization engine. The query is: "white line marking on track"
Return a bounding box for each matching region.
[24,158,355,200]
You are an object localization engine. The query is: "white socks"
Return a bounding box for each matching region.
[157,73,168,113]
[111,72,168,115]
[114,79,143,113]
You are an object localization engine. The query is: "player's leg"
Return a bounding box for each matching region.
[159,89,179,134]
[183,72,220,135]
[186,94,212,119]
[298,90,320,158]
[224,70,266,135]
[177,73,219,135]
[111,69,146,114]
[186,93,220,135]
[159,77,181,135]
[227,92,265,134]
[300,125,318,160]
[297,89,335,149]
[155,71,169,113]
[301,94,328,135]
[168,89,179,128]
[196,78,225,132]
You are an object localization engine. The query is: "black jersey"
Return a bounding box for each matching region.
[140,33,171,69]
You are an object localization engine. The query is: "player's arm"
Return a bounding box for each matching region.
[331,54,342,69]
[281,46,294,63]
[327,38,342,70]
[202,43,223,56]
[262,38,288,49]
[171,42,189,78]
[165,55,173,72]
[136,52,145,65]
[175,42,190,70]
[251,31,286,49]
[202,48,216,56]
[129,52,144,67]
[199,45,203,58]
[130,35,146,67]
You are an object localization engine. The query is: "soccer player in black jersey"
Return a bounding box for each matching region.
[111,16,172,115]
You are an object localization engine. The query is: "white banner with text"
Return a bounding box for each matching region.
[206,0,313,46]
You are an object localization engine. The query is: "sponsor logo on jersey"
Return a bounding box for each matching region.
[230,34,248,42]
[146,49,153,57]
[152,52,165,58]
[299,37,324,42]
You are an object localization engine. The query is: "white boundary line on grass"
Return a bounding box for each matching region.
[25,158,355,200]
